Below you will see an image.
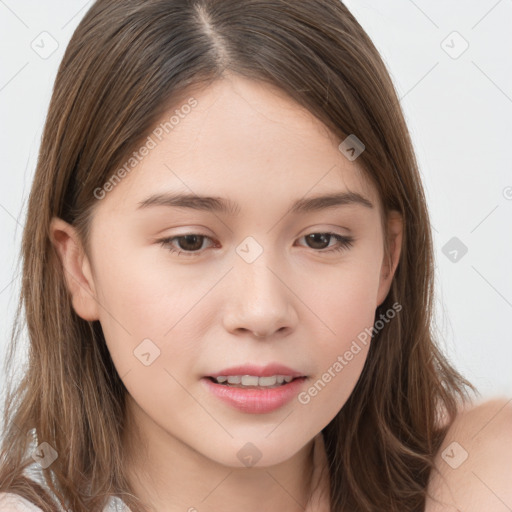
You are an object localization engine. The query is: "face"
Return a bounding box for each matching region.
[52,73,401,468]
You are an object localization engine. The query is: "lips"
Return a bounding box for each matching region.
[202,375,308,414]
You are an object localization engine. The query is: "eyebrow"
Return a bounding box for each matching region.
[136,191,374,215]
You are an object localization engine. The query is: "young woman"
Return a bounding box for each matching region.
[0,1,510,511]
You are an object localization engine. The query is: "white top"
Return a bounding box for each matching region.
[0,429,130,512]
[0,493,129,512]
[0,493,42,512]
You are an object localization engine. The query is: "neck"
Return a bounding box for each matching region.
[121,395,330,512]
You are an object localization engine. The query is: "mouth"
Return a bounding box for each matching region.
[201,374,308,414]
[205,375,307,389]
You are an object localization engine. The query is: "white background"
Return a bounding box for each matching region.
[1,1,511,415]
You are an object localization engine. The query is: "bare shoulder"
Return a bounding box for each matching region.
[425,396,512,512]
[0,493,43,512]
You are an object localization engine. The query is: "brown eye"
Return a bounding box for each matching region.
[299,233,354,253]
[304,233,331,249]
[158,234,213,256]
[174,234,205,251]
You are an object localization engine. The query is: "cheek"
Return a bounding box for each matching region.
[91,238,215,385]
[294,258,379,413]
[93,229,185,327]
[89,242,168,370]
[304,251,381,339]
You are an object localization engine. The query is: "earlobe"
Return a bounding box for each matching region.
[376,210,403,307]
[49,217,100,321]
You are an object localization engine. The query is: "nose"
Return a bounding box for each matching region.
[222,251,298,339]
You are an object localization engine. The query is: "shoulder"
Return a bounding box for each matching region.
[425,396,512,511]
[0,493,43,512]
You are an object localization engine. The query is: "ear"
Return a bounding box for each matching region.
[376,210,403,307]
[49,217,100,321]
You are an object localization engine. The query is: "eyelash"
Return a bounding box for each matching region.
[158,232,354,257]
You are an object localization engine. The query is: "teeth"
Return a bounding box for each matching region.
[257,376,277,386]
[212,375,297,387]
[241,375,261,386]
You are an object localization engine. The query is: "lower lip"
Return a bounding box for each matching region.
[201,377,307,414]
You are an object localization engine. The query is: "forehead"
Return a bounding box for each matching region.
[95,73,380,215]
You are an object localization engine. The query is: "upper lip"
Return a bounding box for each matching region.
[207,364,305,379]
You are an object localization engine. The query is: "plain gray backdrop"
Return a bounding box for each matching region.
[1,1,511,421]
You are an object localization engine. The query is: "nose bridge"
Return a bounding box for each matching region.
[222,236,297,336]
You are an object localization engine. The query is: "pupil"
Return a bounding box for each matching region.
[307,233,329,249]
[179,235,203,251]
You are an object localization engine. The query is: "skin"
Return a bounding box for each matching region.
[425,397,512,512]
[50,73,403,512]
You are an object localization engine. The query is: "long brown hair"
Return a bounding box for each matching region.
[0,1,476,511]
